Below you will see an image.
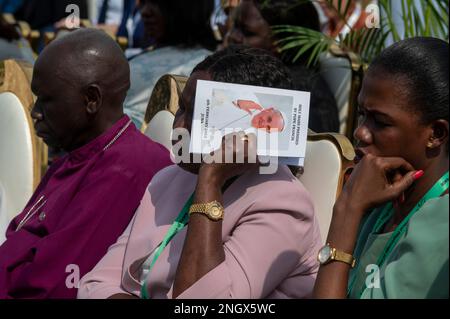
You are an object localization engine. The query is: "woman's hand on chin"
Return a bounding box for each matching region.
[336,154,422,217]
[198,132,259,188]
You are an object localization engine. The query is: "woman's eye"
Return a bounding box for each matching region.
[373,118,389,127]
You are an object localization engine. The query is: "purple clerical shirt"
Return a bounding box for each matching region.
[0,115,172,298]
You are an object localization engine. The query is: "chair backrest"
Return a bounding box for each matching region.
[0,60,46,240]
[319,46,365,140]
[142,74,187,149]
[143,110,175,150]
[298,132,355,243]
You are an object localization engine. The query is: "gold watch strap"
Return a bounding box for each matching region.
[189,201,224,221]
[333,248,356,268]
[189,203,208,214]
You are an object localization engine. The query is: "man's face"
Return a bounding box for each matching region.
[31,55,88,151]
[251,107,285,132]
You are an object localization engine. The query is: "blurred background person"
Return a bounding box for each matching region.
[123,0,217,128]
[13,0,88,52]
[15,0,88,32]
[0,8,35,63]
[225,0,339,133]
[95,0,151,54]
[0,0,24,14]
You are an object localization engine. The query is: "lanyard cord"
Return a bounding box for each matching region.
[141,193,195,299]
[348,171,449,298]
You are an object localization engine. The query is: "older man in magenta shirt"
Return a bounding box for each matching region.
[0,29,172,298]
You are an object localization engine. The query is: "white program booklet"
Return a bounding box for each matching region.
[189,80,311,166]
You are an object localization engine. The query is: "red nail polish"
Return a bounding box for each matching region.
[413,170,424,180]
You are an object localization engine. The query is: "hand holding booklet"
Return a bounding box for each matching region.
[189,80,311,166]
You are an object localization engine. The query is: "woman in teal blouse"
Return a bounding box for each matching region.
[313,37,449,299]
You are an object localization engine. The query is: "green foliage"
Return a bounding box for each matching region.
[273,0,449,67]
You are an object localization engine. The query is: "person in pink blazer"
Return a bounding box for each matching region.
[78,46,322,299]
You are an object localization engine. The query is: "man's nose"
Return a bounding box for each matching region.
[30,104,43,121]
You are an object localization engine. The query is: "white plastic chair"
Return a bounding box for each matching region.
[0,92,35,241]
[143,110,175,150]
[0,60,46,243]
[298,132,355,243]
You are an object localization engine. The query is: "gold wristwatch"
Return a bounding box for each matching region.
[318,243,356,268]
[189,201,224,221]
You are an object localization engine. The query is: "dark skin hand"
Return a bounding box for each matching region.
[172,132,258,298]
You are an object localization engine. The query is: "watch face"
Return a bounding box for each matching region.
[318,245,332,264]
[210,205,222,219]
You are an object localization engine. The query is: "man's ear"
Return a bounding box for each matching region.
[428,119,449,149]
[84,84,102,115]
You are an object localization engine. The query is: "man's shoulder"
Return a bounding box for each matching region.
[101,128,172,176]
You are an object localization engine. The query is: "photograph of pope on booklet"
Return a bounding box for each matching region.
[190,80,310,159]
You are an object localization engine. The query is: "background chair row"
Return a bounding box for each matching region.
[1,13,129,53]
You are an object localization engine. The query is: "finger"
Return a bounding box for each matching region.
[245,133,258,164]
[388,170,417,198]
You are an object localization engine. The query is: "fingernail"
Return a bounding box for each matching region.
[413,170,424,180]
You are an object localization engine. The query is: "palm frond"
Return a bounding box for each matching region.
[274,0,449,67]
[273,25,335,66]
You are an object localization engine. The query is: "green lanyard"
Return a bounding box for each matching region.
[141,193,195,299]
[348,171,449,298]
